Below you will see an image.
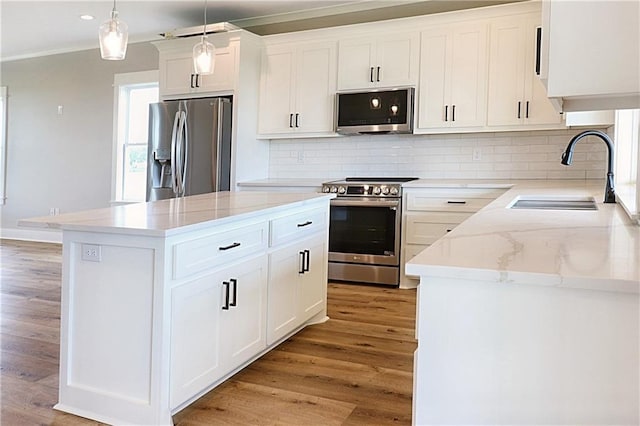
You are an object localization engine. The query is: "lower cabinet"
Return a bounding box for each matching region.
[400,187,506,288]
[169,255,268,409]
[267,233,327,345]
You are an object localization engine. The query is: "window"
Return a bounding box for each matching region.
[0,86,7,205]
[112,71,159,203]
[614,109,640,219]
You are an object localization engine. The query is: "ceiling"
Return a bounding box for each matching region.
[0,0,521,62]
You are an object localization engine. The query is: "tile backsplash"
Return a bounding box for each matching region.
[269,129,609,180]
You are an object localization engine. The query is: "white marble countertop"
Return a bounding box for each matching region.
[405,179,640,294]
[19,191,334,237]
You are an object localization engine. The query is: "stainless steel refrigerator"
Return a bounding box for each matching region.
[146,97,232,201]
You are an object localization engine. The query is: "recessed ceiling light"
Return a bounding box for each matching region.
[80,14,95,21]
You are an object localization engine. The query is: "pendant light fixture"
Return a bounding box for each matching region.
[99,0,128,60]
[193,0,215,75]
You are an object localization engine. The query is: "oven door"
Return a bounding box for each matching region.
[328,198,401,266]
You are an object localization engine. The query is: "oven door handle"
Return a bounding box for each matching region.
[330,199,400,208]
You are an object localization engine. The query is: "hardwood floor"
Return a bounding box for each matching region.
[1,239,417,425]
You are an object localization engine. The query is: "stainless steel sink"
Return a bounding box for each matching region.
[509,196,598,211]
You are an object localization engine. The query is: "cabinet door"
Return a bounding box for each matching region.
[161,52,198,98]
[298,235,328,322]
[487,17,527,126]
[267,243,304,345]
[418,28,450,128]
[522,17,562,126]
[219,256,268,367]
[170,272,224,409]
[449,22,488,128]
[197,46,237,94]
[258,46,296,134]
[337,37,376,90]
[294,42,337,134]
[375,32,420,88]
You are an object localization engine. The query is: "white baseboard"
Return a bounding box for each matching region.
[0,227,62,244]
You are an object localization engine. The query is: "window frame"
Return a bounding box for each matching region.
[111,70,159,205]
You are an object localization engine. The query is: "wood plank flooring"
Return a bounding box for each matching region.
[1,239,417,425]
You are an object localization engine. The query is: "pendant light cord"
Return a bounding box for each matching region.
[202,0,208,36]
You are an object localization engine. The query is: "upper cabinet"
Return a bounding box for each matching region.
[154,34,239,98]
[258,41,337,137]
[540,0,640,112]
[486,13,563,129]
[417,21,488,131]
[337,32,420,90]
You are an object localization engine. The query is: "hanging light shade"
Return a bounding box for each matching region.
[99,0,128,60]
[193,0,215,75]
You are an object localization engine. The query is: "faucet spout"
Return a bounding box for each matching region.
[560,130,616,203]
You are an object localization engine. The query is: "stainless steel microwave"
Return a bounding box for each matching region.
[335,87,415,135]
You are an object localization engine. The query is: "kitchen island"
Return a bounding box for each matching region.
[405,180,639,424]
[19,191,334,426]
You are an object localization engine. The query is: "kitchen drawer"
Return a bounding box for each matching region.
[173,221,268,280]
[406,188,505,212]
[405,212,472,245]
[270,207,327,247]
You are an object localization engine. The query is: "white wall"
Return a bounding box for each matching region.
[0,43,158,240]
[269,129,609,180]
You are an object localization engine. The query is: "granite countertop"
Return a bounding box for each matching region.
[405,179,640,294]
[19,191,334,237]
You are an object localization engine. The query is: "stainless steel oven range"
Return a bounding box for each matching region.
[321,177,418,286]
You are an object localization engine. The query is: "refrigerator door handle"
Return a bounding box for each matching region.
[175,110,188,196]
[180,110,188,195]
[170,111,181,194]
[214,100,224,192]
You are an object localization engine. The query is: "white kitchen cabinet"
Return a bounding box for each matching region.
[487,13,563,129]
[337,32,419,90]
[400,186,506,288]
[541,0,640,111]
[267,207,328,345]
[418,21,488,130]
[169,255,267,409]
[258,41,337,137]
[157,42,237,98]
[29,192,333,426]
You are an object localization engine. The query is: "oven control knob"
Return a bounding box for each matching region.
[389,187,399,196]
[322,186,330,193]
[338,186,346,194]
[330,186,338,193]
[373,186,382,195]
[382,187,390,195]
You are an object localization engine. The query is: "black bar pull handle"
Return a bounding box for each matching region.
[525,101,530,119]
[444,105,449,122]
[195,74,200,88]
[230,278,237,307]
[295,113,300,128]
[535,27,542,76]
[289,113,294,128]
[517,101,521,119]
[219,242,241,251]
[297,220,312,227]
[298,251,305,274]
[190,74,196,88]
[446,229,453,233]
[376,66,381,82]
[452,105,456,122]
[303,250,310,273]
[222,281,230,310]
[370,67,374,83]
[447,200,467,204]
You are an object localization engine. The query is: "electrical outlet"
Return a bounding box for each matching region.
[472,148,482,161]
[81,244,102,262]
[49,207,59,216]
